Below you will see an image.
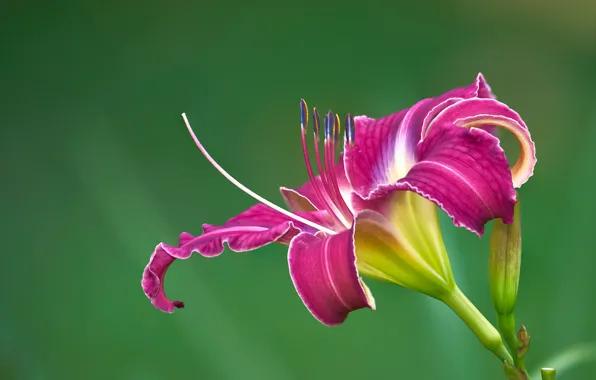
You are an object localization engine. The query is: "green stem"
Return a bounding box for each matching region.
[497,313,517,354]
[540,368,556,380]
[497,313,527,373]
[443,286,513,364]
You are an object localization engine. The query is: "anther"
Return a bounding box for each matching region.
[313,107,321,141]
[345,114,355,146]
[334,114,341,143]
[326,110,335,141]
[300,99,308,131]
[324,113,331,141]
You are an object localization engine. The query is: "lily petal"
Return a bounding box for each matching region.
[141,204,335,312]
[344,74,495,199]
[288,227,375,326]
[280,158,352,213]
[421,73,496,136]
[369,123,516,236]
[343,113,404,200]
[194,204,305,256]
[427,97,536,188]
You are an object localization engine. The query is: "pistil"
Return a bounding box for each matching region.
[182,113,335,235]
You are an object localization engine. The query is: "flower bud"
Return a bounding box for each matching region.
[517,325,531,359]
[489,201,522,316]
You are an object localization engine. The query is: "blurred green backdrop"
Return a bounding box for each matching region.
[2,1,596,379]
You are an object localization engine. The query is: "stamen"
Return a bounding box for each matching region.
[332,114,341,159]
[332,113,353,217]
[323,111,353,221]
[181,113,335,235]
[313,108,327,188]
[324,113,342,202]
[322,113,337,193]
[312,108,350,224]
[299,102,349,226]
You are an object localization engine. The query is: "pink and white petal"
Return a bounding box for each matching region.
[193,222,293,257]
[191,204,337,257]
[288,228,375,326]
[280,157,353,213]
[141,204,336,313]
[344,74,496,199]
[370,123,516,236]
[343,113,404,199]
[142,223,290,313]
[422,73,495,136]
[427,97,536,188]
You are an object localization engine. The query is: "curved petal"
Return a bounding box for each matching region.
[344,74,495,199]
[141,204,336,313]
[421,73,496,136]
[288,228,375,326]
[369,123,516,236]
[343,113,404,199]
[427,97,536,188]
[280,158,353,213]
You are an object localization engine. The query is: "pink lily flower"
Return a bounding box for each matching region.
[142,74,536,327]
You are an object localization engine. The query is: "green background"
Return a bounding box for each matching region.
[2,1,596,379]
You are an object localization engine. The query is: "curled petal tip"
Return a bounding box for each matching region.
[142,244,182,313]
[475,73,495,99]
